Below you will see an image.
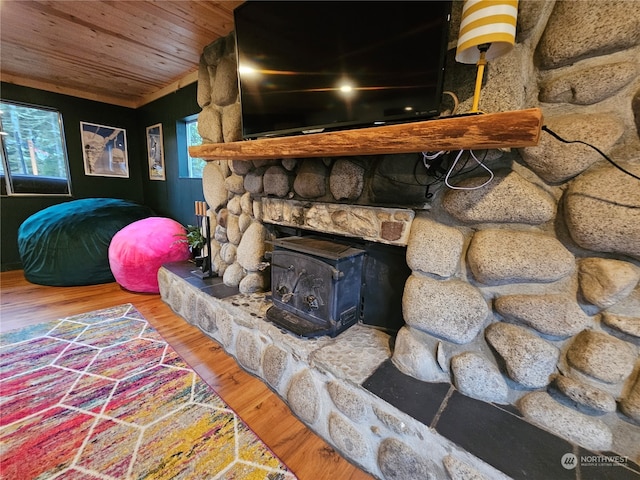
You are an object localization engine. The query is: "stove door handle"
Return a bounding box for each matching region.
[281,292,294,303]
[304,295,319,310]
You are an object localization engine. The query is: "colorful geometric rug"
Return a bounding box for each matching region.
[0,304,297,480]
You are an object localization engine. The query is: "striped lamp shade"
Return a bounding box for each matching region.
[456,0,518,64]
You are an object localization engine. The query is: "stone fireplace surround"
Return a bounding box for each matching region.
[160,249,640,480]
[161,260,628,480]
[164,1,640,479]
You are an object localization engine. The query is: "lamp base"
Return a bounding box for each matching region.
[470,46,489,113]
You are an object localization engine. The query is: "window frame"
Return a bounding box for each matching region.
[0,100,72,197]
[179,113,206,179]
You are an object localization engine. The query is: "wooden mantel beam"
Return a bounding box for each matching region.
[189,108,543,161]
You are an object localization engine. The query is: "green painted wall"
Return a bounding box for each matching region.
[137,83,205,229]
[0,82,204,271]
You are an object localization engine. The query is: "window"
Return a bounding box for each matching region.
[0,101,71,196]
[183,116,206,178]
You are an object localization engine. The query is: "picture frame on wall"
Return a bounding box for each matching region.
[146,123,165,181]
[80,121,129,178]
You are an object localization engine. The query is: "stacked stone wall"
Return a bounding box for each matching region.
[391,0,639,458]
[193,1,640,475]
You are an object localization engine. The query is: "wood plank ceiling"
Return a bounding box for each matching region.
[0,0,244,108]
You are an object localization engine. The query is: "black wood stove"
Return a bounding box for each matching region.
[267,236,365,338]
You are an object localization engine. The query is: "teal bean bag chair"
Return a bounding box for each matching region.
[18,198,155,286]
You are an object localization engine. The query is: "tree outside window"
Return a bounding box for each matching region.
[0,101,71,195]
[186,118,206,178]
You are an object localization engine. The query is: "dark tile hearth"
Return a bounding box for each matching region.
[165,261,239,299]
[436,391,574,480]
[363,360,640,480]
[362,359,450,428]
[578,448,640,480]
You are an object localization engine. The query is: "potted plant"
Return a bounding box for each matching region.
[175,224,205,263]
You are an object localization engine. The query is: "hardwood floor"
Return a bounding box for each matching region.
[0,270,374,480]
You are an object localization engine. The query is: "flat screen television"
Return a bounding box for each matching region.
[233,1,452,139]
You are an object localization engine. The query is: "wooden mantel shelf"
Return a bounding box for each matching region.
[189,108,543,161]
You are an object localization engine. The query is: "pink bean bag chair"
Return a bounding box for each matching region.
[108,217,190,293]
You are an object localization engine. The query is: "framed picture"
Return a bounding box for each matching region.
[80,121,129,177]
[146,123,165,181]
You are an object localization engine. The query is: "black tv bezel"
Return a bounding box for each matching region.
[233,1,452,140]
